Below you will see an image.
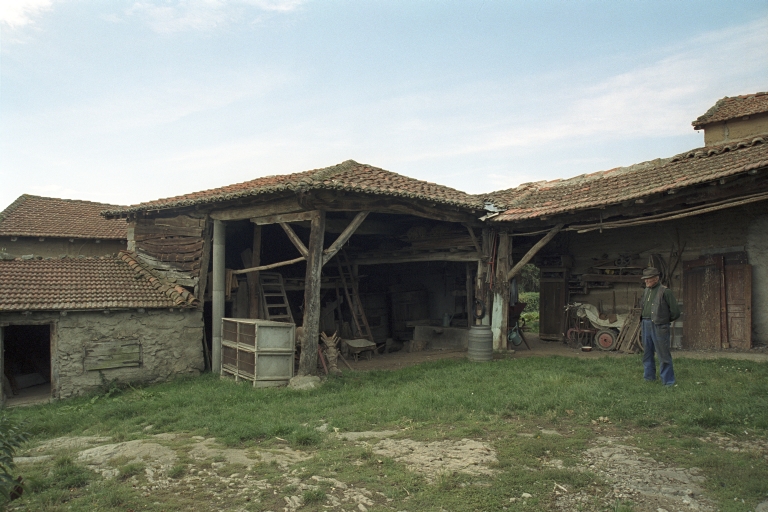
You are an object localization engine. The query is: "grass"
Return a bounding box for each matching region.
[4,354,768,511]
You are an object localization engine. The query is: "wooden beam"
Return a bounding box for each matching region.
[280,222,309,258]
[354,251,480,266]
[322,211,370,265]
[506,223,564,281]
[232,256,305,275]
[209,197,303,221]
[464,223,482,257]
[251,210,319,226]
[249,224,261,318]
[298,210,326,376]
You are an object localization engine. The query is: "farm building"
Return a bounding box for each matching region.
[0,195,127,259]
[0,196,204,403]
[2,91,767,399]
[482,92,768,351]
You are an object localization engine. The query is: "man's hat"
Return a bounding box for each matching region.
[641,267,660,279]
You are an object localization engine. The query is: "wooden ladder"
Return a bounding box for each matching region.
[334,251,373,341]
[258,272,294,323]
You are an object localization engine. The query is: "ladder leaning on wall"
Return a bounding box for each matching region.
[258,272,294,323]
[334,251,373,342]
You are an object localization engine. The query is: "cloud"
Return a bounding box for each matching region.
[127,0,304,33]
[0,0,53,28]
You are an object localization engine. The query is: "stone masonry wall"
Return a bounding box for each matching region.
[1,309,204,399]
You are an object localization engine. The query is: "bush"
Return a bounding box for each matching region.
[0,415,28,502]
[518,292,539,314]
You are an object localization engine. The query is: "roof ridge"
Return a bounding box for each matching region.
[0,194,32,225]
[117,251,198,308]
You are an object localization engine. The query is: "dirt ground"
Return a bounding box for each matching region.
[343,333,768,372]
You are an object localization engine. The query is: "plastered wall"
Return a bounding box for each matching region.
[703,113,768,146]
[0,236,125,259]
[1,308,205,399]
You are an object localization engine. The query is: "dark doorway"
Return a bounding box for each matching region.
[3,324,52,404]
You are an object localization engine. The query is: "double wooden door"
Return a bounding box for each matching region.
[683,253,752,350]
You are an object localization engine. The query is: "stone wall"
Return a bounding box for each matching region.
[1,308,204,399]
[557,202,768,345]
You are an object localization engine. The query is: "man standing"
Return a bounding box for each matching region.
[640,267,680,386]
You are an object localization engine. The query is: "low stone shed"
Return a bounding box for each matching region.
[0,252,205,402]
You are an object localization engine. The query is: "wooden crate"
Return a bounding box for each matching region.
[221,319,295,387]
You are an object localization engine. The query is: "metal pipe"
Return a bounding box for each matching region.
[212,220,225,374]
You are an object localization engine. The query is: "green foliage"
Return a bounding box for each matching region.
[0,414,27,502]
[518,263,540,292]
[518,292,539,314]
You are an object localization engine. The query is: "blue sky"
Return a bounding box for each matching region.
[1,1,767,210]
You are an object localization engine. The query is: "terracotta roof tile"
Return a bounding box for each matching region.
[692,92,768,128]
[484,136,768,222]
[0,195,127,239]
[104,160,484,216]
[0,251,197,311]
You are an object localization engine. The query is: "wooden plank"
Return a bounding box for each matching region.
[137,240,205,254]
[249,224,262,318]
[85,341,141,371]
[322,211,370,265]
[506,223,564,281]
[717,256,728,349]
[279,222,309,258]
[134,225,203,237]
[683,258,722,350]
[232,256,306,275]
[251,210,319,225]
[151,215,206,228]
[209,197,304,221]
[725,263,751,350]
[196,217,212,304]
[580,274,642,283]
[298,210,326,376]
[354,251,480,266]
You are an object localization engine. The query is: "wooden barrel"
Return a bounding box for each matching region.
[467,325,493,362]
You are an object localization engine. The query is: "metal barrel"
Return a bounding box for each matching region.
[467,325,493,362]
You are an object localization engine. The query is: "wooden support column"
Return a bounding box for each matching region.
[474,228,491,326]
[249,224,261,318]
[298,210,326,376]
[491,231,511,351]
[0,326,4,406]
[212,220,226,374]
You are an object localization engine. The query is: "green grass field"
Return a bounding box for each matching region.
[4,354,768,511]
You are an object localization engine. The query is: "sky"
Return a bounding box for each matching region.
[1,1,767,210]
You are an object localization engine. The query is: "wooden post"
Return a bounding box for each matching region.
[298,210,326,376]
[250,224,261,318]
[0,326,4,407]
[491,231,511,351]
[474,228,491,326]
[212,220,226,374]
[465,263,473,328]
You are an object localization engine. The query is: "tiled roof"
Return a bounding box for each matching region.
[0,195,127,239]
[0,251,197,312]
[692,92,768,129]
[484,136,768,222]
[103,160,484,216]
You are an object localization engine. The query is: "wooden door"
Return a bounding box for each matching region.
[683,253,752,350]
[725,264,752,350]
[539,276,567,341]
[683,257,722,350]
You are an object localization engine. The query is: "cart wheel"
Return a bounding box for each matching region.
[594,329,617,351]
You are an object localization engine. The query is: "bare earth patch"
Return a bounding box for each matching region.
[13,429,763,511]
